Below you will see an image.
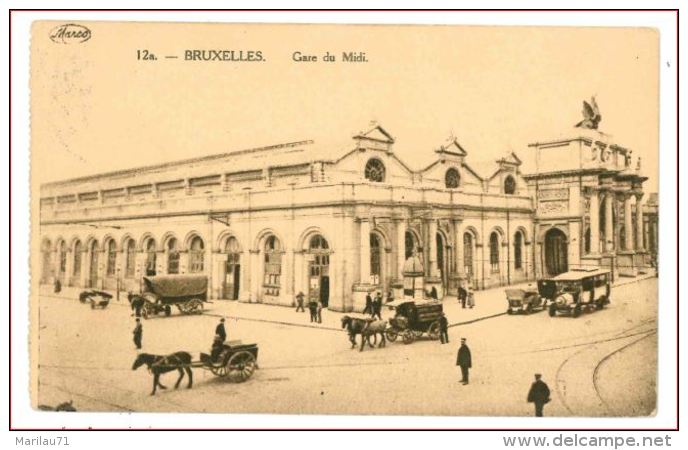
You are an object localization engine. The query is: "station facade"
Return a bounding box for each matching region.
[38,124,658,312]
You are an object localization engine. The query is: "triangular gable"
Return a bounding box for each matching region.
[436,138,468,157]
[496,152,522,166]
[353,124,395,144]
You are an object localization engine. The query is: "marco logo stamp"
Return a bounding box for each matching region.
[49,23,91,44]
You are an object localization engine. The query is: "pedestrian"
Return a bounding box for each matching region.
[527,373,551,417]
[53,279,62,294]
[466,281,475,309]
[439,312,449,344]
[308,300,318,323]
[372,292,382,320]
[133,318,143,350]
[295,291,305,312]
[363,292,373,315]
[458,284,467,308]
[430,286,438,300]
[316,301,323,323]
[456,338,472,385]
[128,292,144,318]
[215,318,227,343]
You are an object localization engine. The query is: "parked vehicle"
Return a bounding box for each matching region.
[385,299,443,344]
[504,285,544,315]
[537,269,611,318]
[78,289,113,309]
[140,275,208,319]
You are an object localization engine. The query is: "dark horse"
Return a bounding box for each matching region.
[132,351,193,395]
[341,316,387,352]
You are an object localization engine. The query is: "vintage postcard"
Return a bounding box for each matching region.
[30,21,659,417]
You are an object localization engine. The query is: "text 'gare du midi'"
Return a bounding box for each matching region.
[38,119,658,312]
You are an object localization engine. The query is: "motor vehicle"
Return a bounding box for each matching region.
[504,285,544,315]
[537,268,611,318]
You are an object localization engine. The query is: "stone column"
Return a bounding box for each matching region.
[635,194,644,251]
[588,189,600,254]
[428,219,438,277]
[359,218,371,284]
[624,194,634,251]
[395,219,406,281]
[454,219,464,277]
[604,191,614,252]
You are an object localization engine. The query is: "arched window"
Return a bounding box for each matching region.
[364,158,386,182]
[370,234,381,282]
[167,238,179,274]
[73,240,82,277]
[445,168,460,189]
[125,239,136,278]
[263,235,282,296]
[223,236,241,300]
[490,232,500,272]
[309,234,329,251]
[145,238,157,276]
[189,236,205,273]
[463,232,474,277]
[58,240,67,275]
[514,231,523,270]
[504,175,516,195]
[106,239,117,276]
[405,231,419,259]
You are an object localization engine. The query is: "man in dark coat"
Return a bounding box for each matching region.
[456,338,472,384]
[363,292,373,315]
[372,292,383,320]
[458,285,467,308]
[527,373,551,417]
[295,291,305,312]
[439,313,449,344]
[132,318,143,350]
[308,300,318,322]
[215,318,227,343]
[430,286,438,300]
[128,292,145,318]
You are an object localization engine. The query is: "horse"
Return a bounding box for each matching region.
[341,316,387,352]
[132,351,193,395]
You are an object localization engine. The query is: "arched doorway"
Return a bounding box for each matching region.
[263,235,282,297]
[41,239,52,283]
[223,237,241,300]
[307,234,330,307]
[166,237,180,274]
[88,240,99,288]
[463,232,475,280]
[544,228,568,276]
[144,238,157,276]
[57,240,67,284]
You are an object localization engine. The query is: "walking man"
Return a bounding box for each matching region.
[439,312,449,344]
[133,318,143,350]
[456,338,472,384]
[308,300,318,323]
[316,301,323,323]
[129,292,144,318]
[295,291,305,312]
[215,318,227,343]
[458,284,467,308]
[527,373,551,417]
[372,292,383,320]
[363,292,373,315]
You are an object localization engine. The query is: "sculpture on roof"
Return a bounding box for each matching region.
[575,96,602,129]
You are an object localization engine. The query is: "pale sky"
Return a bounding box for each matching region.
[31,22,659,191]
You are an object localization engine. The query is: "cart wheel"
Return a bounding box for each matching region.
[228,351,257,383]
[367,333,378,347]
[385,329,398,342]
[209,350,230,377]
[596,297,606,310]
[427,321,441,340]
[402,330,415,345]
[164,305,172,316]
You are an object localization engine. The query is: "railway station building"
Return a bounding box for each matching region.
[38,123,658,312]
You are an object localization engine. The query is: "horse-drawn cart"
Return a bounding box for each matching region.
[140,275,208,319]
[78,289,113,309]
[197,341,259,383]
[385,299,443,344]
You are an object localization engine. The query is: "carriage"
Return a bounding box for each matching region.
[385,299,443,344]
[504,285,544,315]
[140,275,208,319]
[196,340,259,382]
[78,289,113,309]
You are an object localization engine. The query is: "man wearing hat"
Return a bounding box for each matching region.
[295,291,305,312]
[456,338,472,384]
[438,312,449,344]
[527,373,551,417]
[132,318,143,350]
[215,318,227,343]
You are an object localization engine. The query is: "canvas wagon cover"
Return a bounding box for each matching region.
[143,275,208,298]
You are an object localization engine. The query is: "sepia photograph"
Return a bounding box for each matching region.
[27,19,664,421]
